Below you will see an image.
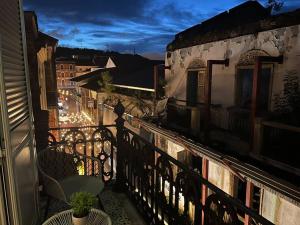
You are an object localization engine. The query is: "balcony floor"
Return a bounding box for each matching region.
[40,185,146,225]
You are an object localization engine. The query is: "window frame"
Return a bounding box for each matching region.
[186,67,206,106]
[234,64,274,111]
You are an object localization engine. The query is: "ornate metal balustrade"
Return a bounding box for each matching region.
[119,128,273,225]
[48,125,116,182]
[47,101,274,225]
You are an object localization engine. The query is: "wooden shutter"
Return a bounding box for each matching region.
[198,70,206,103]
[0,0,38,225]
[0,0,30,131]
[187,71,198,107]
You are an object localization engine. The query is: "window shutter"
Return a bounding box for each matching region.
[198,70,206,103]
[0,1,38,224]
[0,0,30,131]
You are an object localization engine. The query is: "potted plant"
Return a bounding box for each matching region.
[70,192,97,225]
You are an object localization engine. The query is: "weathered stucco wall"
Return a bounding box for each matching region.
[208,161,235,195]
[165,25,300,109]
[261,190,300,225]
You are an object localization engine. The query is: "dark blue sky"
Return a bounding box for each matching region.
[24,0,300,59]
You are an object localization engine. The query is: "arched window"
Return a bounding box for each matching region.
[69,65,73,70]
[60,64,63,70]
[61,72,64,78]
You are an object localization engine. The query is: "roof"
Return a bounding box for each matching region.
[167,1,300,51]
[71,55,164,91]
[75,57,95,66]
[93,56,109,68]
[109,54,155,72]
[55,57,76,64]
[38,32,58,45]
[57,55,109,67]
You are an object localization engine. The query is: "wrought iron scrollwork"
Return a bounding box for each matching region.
[204,193,239,225]
[48,125,116,183]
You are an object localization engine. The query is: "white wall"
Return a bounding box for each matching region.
[165,25,300,109]
[208,161,235,195]
[261,190,300,225]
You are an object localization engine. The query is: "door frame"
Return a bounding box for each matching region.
[234,64,274,111]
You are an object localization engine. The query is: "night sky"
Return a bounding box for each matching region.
[24,0,300,59]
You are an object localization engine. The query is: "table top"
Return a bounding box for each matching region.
[42,208,111,225]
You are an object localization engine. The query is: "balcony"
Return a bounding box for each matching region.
[43,101,274,225]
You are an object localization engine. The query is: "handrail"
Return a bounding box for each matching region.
[262,121,300,133]
[123,127,274,225]
[49,124,116,130]
[130,116,300,205]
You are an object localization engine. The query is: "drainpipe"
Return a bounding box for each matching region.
[204,59,229,143]
[251,56,283,149]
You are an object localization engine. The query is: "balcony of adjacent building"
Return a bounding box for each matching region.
[38,101,287,225]
[152,58,300,176]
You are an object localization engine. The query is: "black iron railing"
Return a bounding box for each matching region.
[48,125,117,182]
[47,101,274,225]
[120,128,273,225]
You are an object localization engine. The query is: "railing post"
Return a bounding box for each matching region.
[201,158,209,225]
[114,100,126,191]
[244,181,254,225]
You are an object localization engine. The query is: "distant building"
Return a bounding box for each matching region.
[75,55,108,76]
[71,54,164,123]
[56,57,77,90]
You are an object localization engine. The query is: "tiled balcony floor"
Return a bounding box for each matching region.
[40,185,146,225]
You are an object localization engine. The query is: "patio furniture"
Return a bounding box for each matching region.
[42,208,111,225]
[38,146,104,218]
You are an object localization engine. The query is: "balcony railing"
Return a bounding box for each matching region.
[47,101,274,225]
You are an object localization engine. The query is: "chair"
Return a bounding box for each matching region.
[42,208,111,225]
[38,145,104,218]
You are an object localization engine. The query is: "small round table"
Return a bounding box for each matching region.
[42,208,111,225]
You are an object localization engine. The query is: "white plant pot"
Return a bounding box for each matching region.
[72,214,88,225]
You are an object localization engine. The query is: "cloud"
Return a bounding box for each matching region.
[24,0,300,54]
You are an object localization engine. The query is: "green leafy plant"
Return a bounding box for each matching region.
[273,71,300,125]
[70,192,97,218]
[97,71,115,94]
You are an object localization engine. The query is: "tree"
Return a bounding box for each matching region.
[266,0,284,12]
[97,71,115,94]
[274,71,300,125]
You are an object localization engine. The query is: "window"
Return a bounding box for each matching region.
[69,65,73,70]
[61,72,64,78]
[60,64,63,70]
[61,79,65,86]
[186,69,206,107]
[236,67,272,111]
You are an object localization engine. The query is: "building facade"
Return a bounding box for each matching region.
[24,11,59,149]
[56,57,76,90]
[165,2,300,166]
[159,2,300,225]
